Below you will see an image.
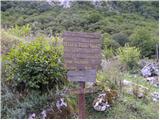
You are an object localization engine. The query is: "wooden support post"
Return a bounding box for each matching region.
[78,82,86,119]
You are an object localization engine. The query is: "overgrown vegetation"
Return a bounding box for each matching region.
[86,92,159,119]
[117,45,140,70]
[1,1,158,58]
[3,35,66,92]
[8,24,31,37]
[1,1,159,119]
[1,29,23,54]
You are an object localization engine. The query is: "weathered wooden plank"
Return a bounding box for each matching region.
[64,59,100,65]
[64,53,101,59]
[64,47,101,54]
[68,69,96,76]
[63,42,101,48]
[64,64,99,70]
[63,37,101,43]
[62,31,101,39]
[67,69,96,82]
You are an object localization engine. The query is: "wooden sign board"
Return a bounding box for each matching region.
[62,31,101,82]
[62,31,101,70]
[67,69,96,82]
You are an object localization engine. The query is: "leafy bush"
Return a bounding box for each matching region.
[112,32,129,46]
[3,36,66,91]
[8,24,31,37]
[102,33,120,59]
[102,33,120,49]
[117,45,140,70]
[1,29,23,54]
[103,48,114,59]
[129,27,157,58]
[86,12,102,23]
[1,82,52,119]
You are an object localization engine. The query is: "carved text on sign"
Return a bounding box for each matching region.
[63,31,101,71]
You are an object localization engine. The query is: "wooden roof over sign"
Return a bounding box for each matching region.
[62,31,101,71]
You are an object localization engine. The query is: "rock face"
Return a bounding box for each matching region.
[141,63,159,77]
[151,92,159,102]
[56,97,67,111]
[40,97,71,119]
[146,77,159,87]
[92,89,117,111]
[92,93,110,111]
[28,113,36,119]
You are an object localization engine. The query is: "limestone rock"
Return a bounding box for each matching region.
[41,108,53,119]
[28,113,36,119]
[122,79,133,87]
[141,63,159,77]
[151,92,159,102]
[92,93,110,111]
[146,77,159,87]
[56,97,67,111]
[92,89,118,112]
[40,97,72,119]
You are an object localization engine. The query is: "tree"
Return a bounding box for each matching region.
[129,27,157,58]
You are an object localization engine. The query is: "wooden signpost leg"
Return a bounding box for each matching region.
[78,82,86,119]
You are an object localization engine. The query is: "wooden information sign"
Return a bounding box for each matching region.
[62,31,101,119]
[63,31,101,82]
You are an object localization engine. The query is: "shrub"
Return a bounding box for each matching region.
[103,48,114,59]
[129,27,157,58]
[117,45,140,70]
[3,36,67,92]
[1,84,51,119]
[8,24,31,37]
[102,33,120,59]
[86,12,102,23]
[112,32,129,46]
[1,29,23,54]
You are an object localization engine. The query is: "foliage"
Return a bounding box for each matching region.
[1,1,158,37]
[129,27,158,58]
[3,36,66,91]
[1,1,159,119]
[102,33,120,59]
[87,67,158,119]
[86,92,159,119]
[1,29,23,54]
[85,12,102,23]
[103,48,114,59]
[117,45,140,70]
[1,76,54,119]
[97,59,122,90]
[8,24,31,37]
[112,32,129,46]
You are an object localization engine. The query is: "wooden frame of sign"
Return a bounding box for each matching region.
[62,31,101,119]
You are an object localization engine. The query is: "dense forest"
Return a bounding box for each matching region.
[1,1,159,119]
[1,1,159,58]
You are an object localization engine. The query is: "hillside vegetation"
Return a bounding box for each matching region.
[1,1,159,119]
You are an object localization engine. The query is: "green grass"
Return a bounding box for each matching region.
[123,72,158,92]
[86,92,159,119]
[85,70,159,119]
